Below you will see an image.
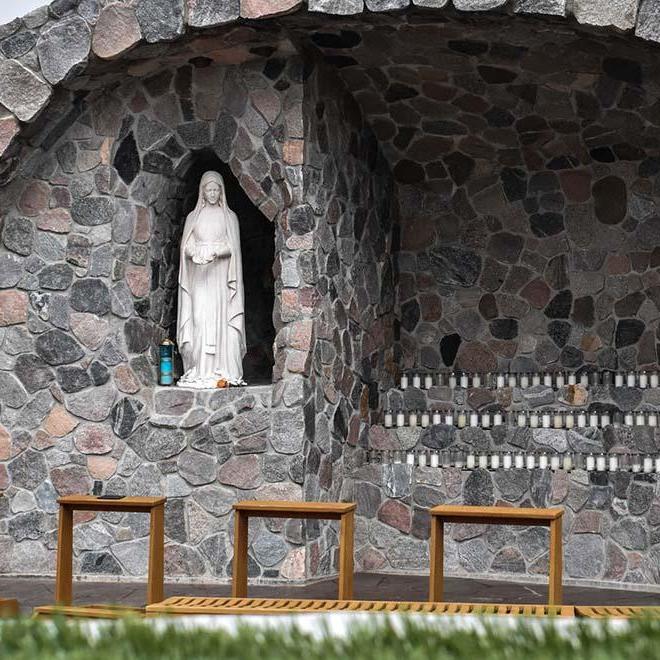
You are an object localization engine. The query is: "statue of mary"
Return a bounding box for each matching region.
[176,171,246,388]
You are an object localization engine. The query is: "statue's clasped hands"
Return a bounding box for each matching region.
[191,241,232,264]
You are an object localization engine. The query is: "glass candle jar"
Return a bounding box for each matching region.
[562,453,573,471]
[543,372,553,387]
[517,411,527,427]
[644,455,654,473]
[493,411,503,426]
[384,410,393,428]
[550,454,560,471]
[614,372,624,387]
[460,373,469,389]
[408,410,418,427]
[577,411,587,428]
[568,372,577,386]
[530,411,539,428]
[396,410,405,427]
[542,411,551,428]
[520,373,530,389]
[490,453,500,470]
[585,454,595,471]
[412,373,421,389]
[553,411,563,429]
[418,451,428,468]
[624,411,634,426]
[421,411,430,428]
[579,371,589,387]
[433,410,442,425]
[466,453,476,470]
[424,373,433,390]
[538,453,548,470]
[596,454,606,472]
[565,412,575,429]
[636,411,646,427]
[478,453,488,469]
[449,372,457,389]
[526,453,536,470]
[430,452,440,468]
[627,371,637,387]
[608,454,619,472]
[631,455,642,473]
[503,452,512,470]
[640,371,649,389]
[457,410,467,429]
[481,411,491,428]
[469,411,479,427]
[589,411,599,428]
[400,374,408,390]
[532,373,541,387]
[515,452,525,469]
[472,373,481,388]
[651,372,660,388]
[556,372,565,388]
[496,373,506,388]
[443,411,453,426]
[508,373,518,388]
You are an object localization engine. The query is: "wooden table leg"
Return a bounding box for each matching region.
[232,510,249,598]
[55,505,74,606]
[548,517,563,605]
[338,511,354,600]
[147,504,165,605]
[429,516,444,602]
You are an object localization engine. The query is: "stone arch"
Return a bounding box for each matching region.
[1,0,659,166]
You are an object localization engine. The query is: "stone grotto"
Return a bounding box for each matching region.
[1,0,660,590]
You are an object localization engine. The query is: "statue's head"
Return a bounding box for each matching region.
[199,171,224,207]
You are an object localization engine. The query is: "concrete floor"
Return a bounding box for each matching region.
[2,574,658,614]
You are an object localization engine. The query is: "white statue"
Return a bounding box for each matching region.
[176,171,246,388]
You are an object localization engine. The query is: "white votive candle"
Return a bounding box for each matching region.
[515,453,525,469]
[601,411,611,427]
[418,452,427,467]
[651,372,660,388]
[539,453,548,470]
[553,412,563,429]
[532,373,541,386]
[517,411,527,427]
[542,411,551,428]
[442,411,452,426]
[520,373,529,389]
[530,411,539,428]
[577,411,587,428]
[585,454,595,471]
[400,374,408,390]
[624,412,634,426]
[469,412,479,427]
[430,452,440,468]
[412,373,421,389]
[503,453,513,470]
[466,453,476,469]
[421,411,430,428]
[433,410,442,425]
[491,453,500,470]
[644,456,654,473]
[608,455,619,472]
[568,373,577,385]
[563,453,573,471]
[615,372,624,387]
[589,412,599,428]
[648,412,658,427]
[396,410,405,427]
[482,411,491,428]
[526,454,536,470]
[406,452,415,465]
[449,373,457,389]
[550,454,560,471]
[478,453,488,469]
[640,372,649,389]
[409,411,418,427]
[543,372,553,387]
[636,412,646,426]
[627,371,637,387]
[556,372,565,388]
[655,457,660,473]
[508,374,517,388]
[384,410,393,428]
[460,373,469,389]
[457,411,467,428]
[565,412,575,429]
[631,456,642,473]
[424,374,433,390]
[493,411,503,426]
[496,373,505,388]
[596,454,606,472]
[579,372,589,387]
[472,373,481,388]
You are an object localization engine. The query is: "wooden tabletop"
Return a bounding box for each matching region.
[429,505,563,520]
[58,496,166,511]
[234,501,356,515]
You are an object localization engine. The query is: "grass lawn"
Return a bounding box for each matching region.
[0,614,658,659]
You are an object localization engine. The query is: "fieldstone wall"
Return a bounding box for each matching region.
[301,54,397,577]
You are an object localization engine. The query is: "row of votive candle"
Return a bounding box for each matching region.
[372,450,660,473]
[384,409,660,429]
[399,370,660,391]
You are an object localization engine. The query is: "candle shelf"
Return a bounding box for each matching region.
[367,448,660,475]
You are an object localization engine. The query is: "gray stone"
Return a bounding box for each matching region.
[517,527,550,561]
[187,0,239,26]
[57,365,91,393]
[513,0,565,14]
[494,470,529,502]
[0,59,52,122]
[457,537,491,572]
[412,0,449,6]
[112,538,148,575]
[35,481,59,514]
[154,388,194,415]
[532,429,568,452]
[429,246,481,287]
[611,518,648,550]
[0,253,23,288]
[572,0,637,30]
[253,530,288,567]
[565,534,605,578]
[0,371,28,408]
[81,552,122,575]
[71,197,114,226]
[37,15,91,85]
[309,0,365,13]
[177,449,216,485]
[111,283,134,318]
[15,390,53,429]
[192,485,235,516]
[464,469,494,506]
[218,455,262,489]
[128,463,163,496]
[365,0,409,8]
[521,385,554,408]
[15,354,54,393]
[270,409,304,454]
[200,533,228,576]
[38,264,74,290]
[453,0,507,8]
[70,279,111,315]
[35,329,84,365]
[65,383,116,421]
[637,0,660,42]
[8,450,47,490]
[384,463,413,499]
[356,481,381,517]
[136,0,185,42]
[8,510,50,541]
[141,428,186,461]
[628,481,653,515]
[491,547,526,573]
[389,536,429,570]
[2,217,34,256]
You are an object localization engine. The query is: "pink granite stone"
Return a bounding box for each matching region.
[43,405,78,437]
[0,113,20,157]
[283,139,304,165]
[0,290,28,326]
[217,455,262,489]
[240,0,302,18]
[73,424,114,455]
[70,312,109,350]
[133,207,151,243]
[18,181,50,216]
[378,499,412,533]
[279,546,306,579]
[51,464,93,495]
[125,265,150,298]
[92,4,142,59]
[114,365,140,394]
[87,455,117,480]
[37,208,71,233]
[288,319,313,351]
[0,425,10,461]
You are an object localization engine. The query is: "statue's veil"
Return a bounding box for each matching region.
[176,171,246,371]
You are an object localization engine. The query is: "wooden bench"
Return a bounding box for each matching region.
[233,501,356,600]
[0,598,19,617]
[429,505,564,606]
[576,606,660,619]
[34,495,165,619]
[147,596,574,618]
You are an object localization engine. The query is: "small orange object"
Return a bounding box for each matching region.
[216,379,229,389]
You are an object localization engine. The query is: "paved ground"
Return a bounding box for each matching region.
[2,574,659,614]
